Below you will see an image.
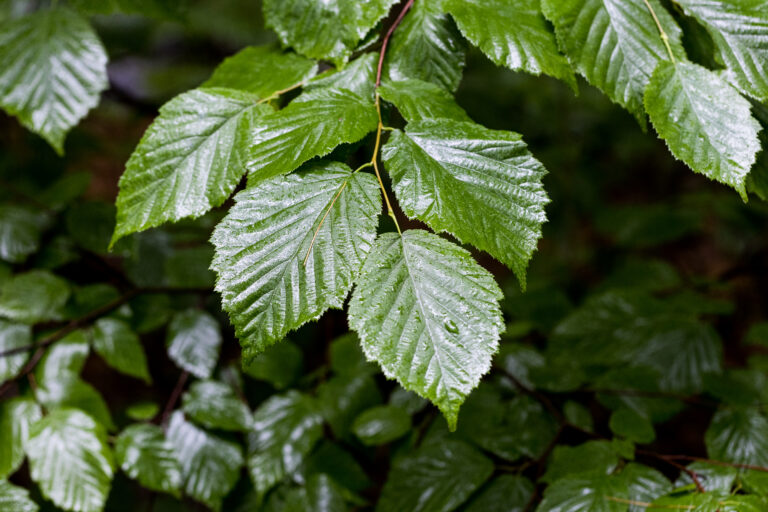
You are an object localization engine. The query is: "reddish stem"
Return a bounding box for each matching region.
[376,0,415,87]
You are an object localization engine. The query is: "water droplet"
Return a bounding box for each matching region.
[444,319,459,334]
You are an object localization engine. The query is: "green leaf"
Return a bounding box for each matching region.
[182,380,252,431]
[329,333,377,378]
[65,201,115,254]
[563,401,594,433]
[0,8,107,153]
[203,46,317,96]
[317,373,382,439]
[92,318,151,383]
[0,205,48,264]
[645,60,760,199]
[262,474,348,512]
[389,387,428,416]
[542,0,684,123]
[166,411,243,511]
[247,391,323,494]
[36,376,116,431]
[382,120,548,286]
[0,396,42,479]
[379,79,471,123]
[384,0,466,91]
[705,408,768,468]
[243,340,303,389]
[69,0,186,18]
[609,407,656,444]
[212,163,381,360]
[542,440,620,483]
[0,321,31,385]
[352,405,411,446]
[538,475,627,512]
[0,480,38,512]
[653,492,767,512]
[0,270,70,324]
[166,309,222,379]
[349,230,503,430]
[676,1,768,101]
[445,0,575,88]
[246,88,378,186]
[114,423,182,497]
[112,88,272,243]
[26,409,114,512]
[263,0,397,65]
[36,330,89,383]
[302,442,372,493]
[464,475,533,512]
[125,401,160,421]
[377,439,493,512]
[305,53,376,99]
[621,463,672,512]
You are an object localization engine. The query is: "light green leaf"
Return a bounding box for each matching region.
[620,463,672,512]
[465,475,533,512]
[112,88,272,243]
[379,79,471,123]
[0,8,107,153]
[212,163,381,360]
[352,405,411,446]
[166,309,222,379]
[538,475,627,512]
[653,492,767,512]
[114,423,182,497]
[445,0,575,87]
[0,397,42,479]
[377,439,493,512]
[26,409,114,512]
[0,321,31,385]
[166,411,243,511]
[125,401,160,421]
[182,380,252,431]
[676,0,768,101]
[382,120,548,286]
[36,376,115,431]
[542,0,684,122]
[263,0,397,65]
[247,391,323,494]
[203,45,317,96]
[705,408,768,468]
[36,330,89,383]
[246,88,378,186]
[348,230,504,430]
[385,0,466,91]
[0,480,38,512]
[243,340,303,389]
[644,60,760,199]
[0,270,70,324]
[92,318,151,383]
[0,205,48,264]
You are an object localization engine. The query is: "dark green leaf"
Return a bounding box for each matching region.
[166,411,243,511]
[26,409,114,512]
[0,480,38,512]
[114,423,182,497]
[0,321,31,385]
[92,317,151,383]
[377,439,493,512]
[705,408,768,468]
[541,441,620,483]
[0,8,107,153]
[212,163,380,360]
[0,205,48,264]
[352,405,411,446]
[348,230,504,430]
[0,270,70,324]
[247,391,323,494]
[379,79,471,123]
[609,408,656,444]
[382,120,548,285]
[538,475,627,512]
[166,309,222,379]
[317,373,382,439]
[182,380,252,431]
[329,333,377,378]
[0,396,42,479]
[464,475,533,512]
[243,340,303,389]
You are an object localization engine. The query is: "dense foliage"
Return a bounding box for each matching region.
[2,0,768,510]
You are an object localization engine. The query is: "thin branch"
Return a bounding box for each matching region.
[161,371,189,430]
[375,0,416,87]
[643,0,676,62]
